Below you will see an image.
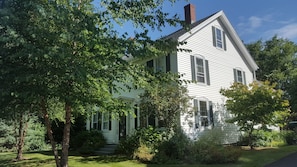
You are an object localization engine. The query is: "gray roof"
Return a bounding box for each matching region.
[161,10,259,71]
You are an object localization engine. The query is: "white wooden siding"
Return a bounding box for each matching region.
[177,20,254,144]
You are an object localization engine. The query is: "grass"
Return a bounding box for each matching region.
[1,145,297,167]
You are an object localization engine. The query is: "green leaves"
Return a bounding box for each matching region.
[221,81,291,149]
[220,81,290,130]
[139,72,192,129]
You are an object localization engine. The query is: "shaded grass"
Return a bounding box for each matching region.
[1,145,297,167]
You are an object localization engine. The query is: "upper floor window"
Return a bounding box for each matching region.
[190,55,210,85]
[233,68,246,85]
[146,57,170,73]
[212,26,226,50]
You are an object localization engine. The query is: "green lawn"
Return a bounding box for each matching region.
[1,146,297,167]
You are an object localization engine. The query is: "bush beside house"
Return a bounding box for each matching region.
[116,126,242,164]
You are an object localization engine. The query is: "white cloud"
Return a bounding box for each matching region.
[266,24,297,40]
[237,13,297,42]
[237,15,273,34]
[248,16,262,28]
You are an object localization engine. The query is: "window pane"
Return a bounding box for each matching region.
[103,122,108,130]
[216,28,223,48]
[201,117,209,126]
[237,70,243,83]
[196,58,205,83]
[199,101,208,127]
[199,101,207,116]
[102,113,109,130]
[197,76,205,83]
[196,58,204,72]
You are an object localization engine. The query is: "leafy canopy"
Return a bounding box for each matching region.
[139,72,192,129]
[220,81,290,131]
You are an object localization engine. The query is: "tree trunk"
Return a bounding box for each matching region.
[41,97,60,167]
[16,112,24,160]
[248,128,254,150]
[60,102,72,167]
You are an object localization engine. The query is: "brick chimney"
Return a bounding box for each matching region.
[184,4,196,24]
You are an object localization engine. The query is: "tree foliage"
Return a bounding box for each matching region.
[139,72,192,129]
[246,36,297,115]
[246,36,297,89]
[220,81,290,149]
[0,0,185,166]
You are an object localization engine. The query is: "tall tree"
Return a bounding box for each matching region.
[0,0,46,160]
[220,81,290,149]
[246,36,297,118]
[0,0,184,166]
[246,36,297,88]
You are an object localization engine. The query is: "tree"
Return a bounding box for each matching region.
[246,36,297,115]
[139,72,192,129]
[0,0,184,166]
[220,81,290,149]
[0,0,44,159]
[246,36,297,89]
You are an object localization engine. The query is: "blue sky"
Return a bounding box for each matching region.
[113,0,297,44]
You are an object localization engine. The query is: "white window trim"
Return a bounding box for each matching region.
[102,112,110,131]
[193,55,207,85]
[234,68,246,84]
[194,98,210,128]
[215,27,223,49]
[92,112,98,129]
[212,26,226,50]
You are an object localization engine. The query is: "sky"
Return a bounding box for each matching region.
[114,0,297,44]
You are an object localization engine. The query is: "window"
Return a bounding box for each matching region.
[233,68,246,85]
[191,55,210,85]
[148,114,156,127]
[166,54,171,72]
[212,26,226,50]
[199,101,208,126]
[102,112,110,130]
[215,28,223,48]
[193,99,214,128]
[92,112,98,129]
[146,59,154,71]
[134,104,139,129]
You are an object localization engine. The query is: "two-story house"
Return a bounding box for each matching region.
[86,4,258,144]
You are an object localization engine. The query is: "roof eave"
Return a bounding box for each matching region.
[219,13,259,71]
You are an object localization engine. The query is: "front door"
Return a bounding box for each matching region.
[119,116,126,141]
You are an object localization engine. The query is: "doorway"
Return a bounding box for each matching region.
[119,116,126,141]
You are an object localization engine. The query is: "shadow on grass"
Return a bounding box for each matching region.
[0,156,54,167]
[27,150,132,164]
[77,154,132,164]
[27,150,81,156]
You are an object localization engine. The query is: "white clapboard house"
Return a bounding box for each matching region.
[86,4,258,144]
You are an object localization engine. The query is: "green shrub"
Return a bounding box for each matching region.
[192,144,241,164]
[25,119,49,151]
[238,130,286,147]
[116,126,166,156]
[191,129,241,164]
[133,143,155,162]
[282,130,297,145]
[118,127,243,164]
[117,127,192,164]
[0,119,16,152]
[0,117,49,152]
[70,130,106,154]
[153,128,191,164]
[116,134,140,155]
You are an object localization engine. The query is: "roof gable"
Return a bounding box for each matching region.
[164,10,259,71]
